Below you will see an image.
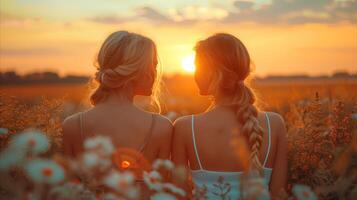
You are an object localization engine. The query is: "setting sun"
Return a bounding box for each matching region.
[181,54,196,73]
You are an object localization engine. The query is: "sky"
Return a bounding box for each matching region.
[0,0,356,76]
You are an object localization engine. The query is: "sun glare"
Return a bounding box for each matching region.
[181,54,196,73]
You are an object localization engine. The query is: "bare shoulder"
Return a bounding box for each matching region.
[152,114,173,139]
[172,115,192,141]
[62,113,81,138]
[265,112,287,139]
[173,115,192,130]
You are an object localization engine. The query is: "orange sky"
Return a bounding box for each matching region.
[1,0,356,76]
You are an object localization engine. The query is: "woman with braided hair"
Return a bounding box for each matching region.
[62,31,172,177]
[172,33,287,199]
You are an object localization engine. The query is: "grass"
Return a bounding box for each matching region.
[0,77,356,199]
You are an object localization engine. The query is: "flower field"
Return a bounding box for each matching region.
[0,77,356,199]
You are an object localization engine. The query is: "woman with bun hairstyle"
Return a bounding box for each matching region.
[62,31,172,178]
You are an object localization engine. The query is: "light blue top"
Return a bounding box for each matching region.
[191,112,273,200]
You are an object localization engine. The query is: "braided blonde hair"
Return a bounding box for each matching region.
[195,33,264,172]
[90,31,161,112]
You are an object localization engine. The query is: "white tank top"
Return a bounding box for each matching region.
[191,112,273,200]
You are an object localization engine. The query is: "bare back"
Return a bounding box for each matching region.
[188,110,275,171]
[62,102,173,163]
[172,107,287,196]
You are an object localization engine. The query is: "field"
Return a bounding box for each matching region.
[1,76,356,116]
[0,76,356,199]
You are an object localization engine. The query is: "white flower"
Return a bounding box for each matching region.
[151,192,176,200]
[24,193,39,200]
[0,128,9,135]
[162,183,186,197]
[102,193,124,200]
[49,182,97,200]
[292,184,317,200]
[25,159,65,184]
[84,136,114,155]
[103,171,138,199]
[152,159,174,170]
[143,171,163,191]
[352,113,357,121]
[0,146,25,170]
[82,152,99,168]
[104,171,134,189]
[10,130,50,154]
[81,152,111,171]
[241,171,270,200]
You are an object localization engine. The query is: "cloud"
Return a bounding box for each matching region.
[88,15,128,24]
[0,13,43,28]
[226,0,357,24]
[234,1,254,11]
[0,48,62,56]
[136,6,172,23]
[168,5,228,21]
[88,6,197,26]
[88,1,357,26]
[88,6,174,25]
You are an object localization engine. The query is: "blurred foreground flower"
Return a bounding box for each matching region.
[84,136,114,156]
[0,128,9,135]
[292,184,317,200]
[240,170,270,200]
[49,182,96,200]
[151,192,176,200]
[0,146,25,170]
[25,159,65,184]
[104,170,138,199]
[143,170,162,190]
[152,159,174,170]
[11,130,50,155]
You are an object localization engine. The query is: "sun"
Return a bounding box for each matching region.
[181,54,195,73]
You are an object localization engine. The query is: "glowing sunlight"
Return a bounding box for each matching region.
[181,54,196,74]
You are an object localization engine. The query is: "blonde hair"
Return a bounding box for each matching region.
[90,31,161,112]
[195,33,264,172]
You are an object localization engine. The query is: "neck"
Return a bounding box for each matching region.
[213,92,238,106]
[102,90,134,105]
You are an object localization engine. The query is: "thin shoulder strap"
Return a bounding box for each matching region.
[191,115,203,170]
[262,112,272,167]
[79,112,85,142]
[139,114,156,152]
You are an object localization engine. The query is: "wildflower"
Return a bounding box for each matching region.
[84,136,114,156]
[143,170,162,191]
[25,159,65,184]
[24,193,39,200]
[0,128,9,135]
[162,183,186,197]
[80,151,111,171]
[0,146,25,170]
[352,113,357,121]
[292,184,317,200]
[246,186,270,200]
[103,171,138,199]
[11,130,50,155]
[82,152,99,168]
[151,192,177,200]
[49,182,97,200]
[172,165,187,184]
[102,193,124,200]
[152,159,174,170]
[241,171,270,200]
